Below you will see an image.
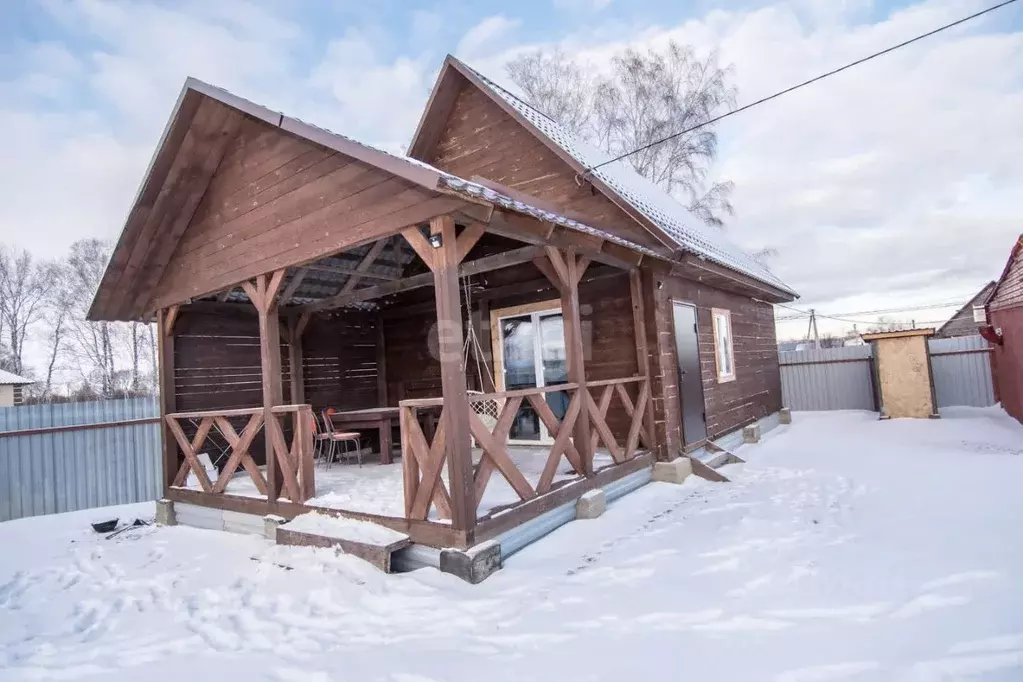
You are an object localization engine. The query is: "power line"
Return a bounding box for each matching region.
[775,298,973,321]
[580,0,1018,177]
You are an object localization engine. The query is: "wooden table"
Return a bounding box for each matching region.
[329,407,438,465]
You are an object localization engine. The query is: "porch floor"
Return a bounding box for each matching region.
[181,447,616,519]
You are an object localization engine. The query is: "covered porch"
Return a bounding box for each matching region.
[160,219,658,549]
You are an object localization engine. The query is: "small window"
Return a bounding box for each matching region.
[972,305,986,323]
[712,308,735,382]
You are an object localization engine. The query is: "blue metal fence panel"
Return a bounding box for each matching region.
[779,345,875,411]
[0,397,161,522]
[928,336,996,408]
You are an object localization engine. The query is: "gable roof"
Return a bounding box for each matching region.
[409,56,796,299]
[987,234,1023,313]
[89,78,669,321]
[935,281,995,336]
[0,369,33,386]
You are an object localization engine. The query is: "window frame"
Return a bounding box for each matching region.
[711,308,736,383]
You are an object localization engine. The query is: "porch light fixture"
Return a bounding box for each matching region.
[428,233,443,248]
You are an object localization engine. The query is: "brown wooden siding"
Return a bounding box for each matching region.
[382,265,641,441]
[650,272,782,447]
[153,119,459,311]
[990,247,1023,312]
[423,82,661,250]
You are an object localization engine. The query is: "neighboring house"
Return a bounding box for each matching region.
[85,59,796,556]
[985,235,1023,424]
[936,281,995,338]
[0,370,33,406]
[409,56,796,452]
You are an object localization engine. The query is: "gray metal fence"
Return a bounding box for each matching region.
[929,336,996,408]
[779,346,875,411]
[0,397,161,522]
[779,335,995,412]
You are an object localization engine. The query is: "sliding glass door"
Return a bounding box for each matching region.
[498,308,567,443]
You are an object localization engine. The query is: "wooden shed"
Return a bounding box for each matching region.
[985,234,1023,425]
[861,329,938,419]
[88,64,796,551]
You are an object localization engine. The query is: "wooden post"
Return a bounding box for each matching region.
[629,269,655,449]
[376,312,388,405]
[375,312,392,461]
[157,307,178,492]
[287,316,305,406]
[243,271,286,501]
[429,215,475,532]
[558,248,593,476]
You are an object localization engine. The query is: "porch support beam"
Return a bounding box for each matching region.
[630,270,656,449]
[287,314,306,405]
[429,214,476,532]
[246,270,287,500]
[534,246,593,475]
[157,307,177,492]
[299,244,544,313]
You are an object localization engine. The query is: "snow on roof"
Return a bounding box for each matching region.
[461,65,796,296]
[0,369,33,385]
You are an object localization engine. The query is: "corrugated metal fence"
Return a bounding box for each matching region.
[779,335,995,412]
[0,398,161,522]
[929,335,996,408]
[779,345,876,411]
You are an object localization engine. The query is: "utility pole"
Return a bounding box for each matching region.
[810,309,820,349]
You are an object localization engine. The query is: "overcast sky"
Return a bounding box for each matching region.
[2,0,1021,352]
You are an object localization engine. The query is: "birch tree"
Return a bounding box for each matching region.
[507,41,737,227]
[0,247,51,376]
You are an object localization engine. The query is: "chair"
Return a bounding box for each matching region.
[311,412,333,466]
[321,408,362,468]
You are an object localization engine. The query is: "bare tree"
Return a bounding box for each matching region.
[63,239,120,395]
[506,48,592,136]
[507,41,737,227]
[0,247,52,375]
[39,261,76,397]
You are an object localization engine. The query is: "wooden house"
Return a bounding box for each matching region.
[87,59,796,555]
[985,235,1023,424]
[935,282,995,338]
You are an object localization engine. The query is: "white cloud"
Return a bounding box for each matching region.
[1,0,1021,368]
[455,15,522,60]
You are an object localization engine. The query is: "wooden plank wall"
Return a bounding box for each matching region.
[381,265,640,441]
[171,307,384,468]
[424,81,661,250]
[302,310,380,412]
[153,117,448,310]
[658,275,782,442]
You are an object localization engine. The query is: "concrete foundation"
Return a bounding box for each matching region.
[264,514,286,541]
[779,408,792,425]
[440,540,502,584]
[743,423,761,444]
[155,499,176,526]
[575,489,606,519]
[652,458,693,485]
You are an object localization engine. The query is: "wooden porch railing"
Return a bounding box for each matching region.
[398,376,650,521]
[165,404,315,503]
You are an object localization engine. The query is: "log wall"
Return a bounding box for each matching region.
[650,272,782,448]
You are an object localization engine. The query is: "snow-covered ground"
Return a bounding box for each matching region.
[187,446,615,518]
[3,407,1023,681]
